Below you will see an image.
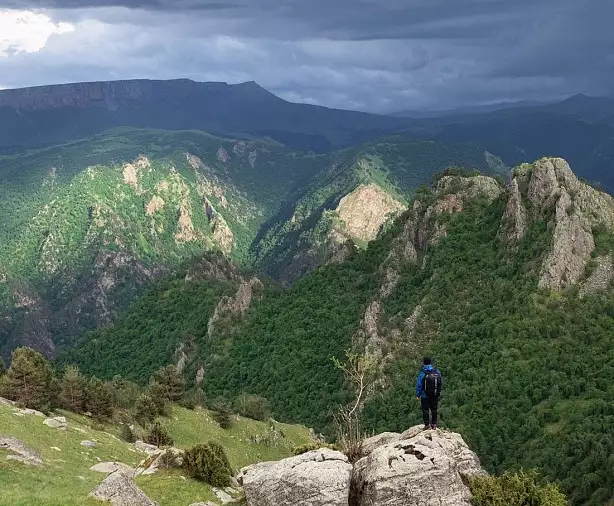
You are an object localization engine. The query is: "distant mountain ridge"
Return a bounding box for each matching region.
[0,79,274,110]
[0,78,409,153]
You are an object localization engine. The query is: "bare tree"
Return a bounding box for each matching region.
[332,349,377,463]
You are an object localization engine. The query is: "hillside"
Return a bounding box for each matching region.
[70,157,614,505]
[251,138,504,283]
[0,128,497,360]
[0,79,409,153]
[0,398,312,506]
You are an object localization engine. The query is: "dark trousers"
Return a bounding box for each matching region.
[421,396,438,426]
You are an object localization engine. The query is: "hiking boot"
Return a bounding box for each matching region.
[423,425,430,430]
[430,424,437,430]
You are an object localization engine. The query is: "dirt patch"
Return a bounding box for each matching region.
[145,196,165,216]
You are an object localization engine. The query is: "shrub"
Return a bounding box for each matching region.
[183,442,232,487]
[157,449,181,470]
[213,401,233,429]
[234,394,271,421]
[469,470,567,506]
[135,394,159,426]
[144,421,174,447]
[120,423,136,443]
[292,442,339,455]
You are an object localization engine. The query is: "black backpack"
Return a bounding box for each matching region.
[423,369,441,398]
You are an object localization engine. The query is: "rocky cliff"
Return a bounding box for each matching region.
[239,426,485,506]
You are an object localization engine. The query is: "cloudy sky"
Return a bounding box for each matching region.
[0,0,611,113]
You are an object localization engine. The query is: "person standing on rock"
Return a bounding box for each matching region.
[416,357,442,430]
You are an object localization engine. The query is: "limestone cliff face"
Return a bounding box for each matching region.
[335,184,406,244]
[502,157,614,291]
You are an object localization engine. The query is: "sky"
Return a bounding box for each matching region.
[0,0,611,113]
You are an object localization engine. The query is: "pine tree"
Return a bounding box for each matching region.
[135,394,159,426]
[152,365,185,403]
[86,377,113,419]
[59,365,87,413]
[3,347,55,410]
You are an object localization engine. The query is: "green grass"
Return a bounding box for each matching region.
[0,402,312,506]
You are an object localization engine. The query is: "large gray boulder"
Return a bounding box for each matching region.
[239,448,352,506]
[352,429,485,506]
[90,470,157,506]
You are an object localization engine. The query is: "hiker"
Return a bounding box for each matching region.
[416,357,442,430]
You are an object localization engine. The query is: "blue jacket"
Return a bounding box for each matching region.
[416,365,442,398]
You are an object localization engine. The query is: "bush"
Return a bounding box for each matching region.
[292,442,339,456]
[469,470,567,506]
[213,401,233,429]
[183,442,232,487]
[234,394,271,421]
[158,449,181,469]
[120,423,136,443]
[144,421,174,447]
[135,394,159,426]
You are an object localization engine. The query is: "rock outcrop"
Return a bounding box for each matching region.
[239,428,484,506]
[91,471,157,506]
[353,429,485,506]
[0,436,43,467]
[507,158,614,290]
[335,184,406,244]
[43,416,67,430]
[239,448,353,506]
[207,277,263,338]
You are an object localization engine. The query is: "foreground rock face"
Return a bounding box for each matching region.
[239,448,353,506]
[239,428,484,506]
[90,471,156,506]
[353,429,485,506]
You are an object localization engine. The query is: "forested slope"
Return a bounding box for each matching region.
[71,158,614,505]
[1,128,498,358]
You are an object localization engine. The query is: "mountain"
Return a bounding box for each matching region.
[0,127,497,359]
[68,157,614,505]
[0,79,409,153]
[395,95,614,192]
[392,99,547,118]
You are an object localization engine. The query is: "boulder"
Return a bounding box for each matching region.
[90,470,157,506]
[352,429,485,506]
[0,436,43,467]
[212,486,233,503]
[135,440,160,455]
[90,462,134,475]
[81,440,97,448]
[239,448,352,506]
[43,416,67,430]
[361,432,401,456]
[20,408,46,417]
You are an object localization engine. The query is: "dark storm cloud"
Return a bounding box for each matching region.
[0,0,611,112]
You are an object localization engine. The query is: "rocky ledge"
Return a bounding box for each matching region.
[238,426,485,506]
